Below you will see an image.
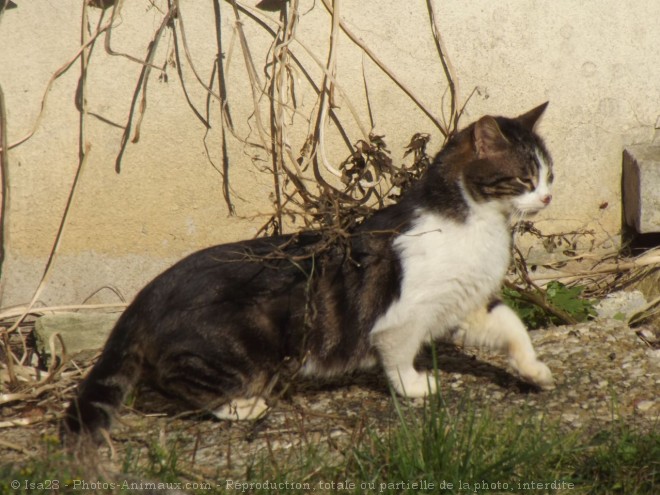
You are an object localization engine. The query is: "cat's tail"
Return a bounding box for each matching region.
[61,309,144,441]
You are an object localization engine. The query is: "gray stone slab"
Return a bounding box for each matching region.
[623,145,660,233]
[34,312,120,361]
[594,289,647,320]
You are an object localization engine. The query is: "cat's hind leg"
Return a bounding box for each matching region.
[154,347,273,421]
[456,301,555,390]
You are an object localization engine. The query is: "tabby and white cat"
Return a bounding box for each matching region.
[64,103,554,438]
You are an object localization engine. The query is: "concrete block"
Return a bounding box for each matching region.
[623,145,660,233]
[34,312,120,362]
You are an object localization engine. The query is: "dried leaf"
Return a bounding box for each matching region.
[256,0,288,12]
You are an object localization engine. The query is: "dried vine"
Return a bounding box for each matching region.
[0,0,462,364]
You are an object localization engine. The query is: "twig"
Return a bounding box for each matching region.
[103,0,165,71]
[0,417,48,429]
[314,0,344,180]
[229,0,272,151]
[0,84,8,287]
[425,0,459,134]
[320,0,448,136]
[0,438,35,456]
[529,253,660,284]
[231,2,355,150]
[267,1,300,234]
[212,0,237,214]
[81,285,127,304]
[361,54,375,131]
[509,245,578,325]
[1,327,17,388]
[1,22,112,152]
[115,6,173,172]
[44,332,67,385]
[628,294,660,327]
[173,0,229,105]
[168,0,211,129]
[504,280,578,326]
[2,5,104,351]
[78,1,91,179]
[4,142,93,339]
[234,0,369,142]
[0,303,127,320]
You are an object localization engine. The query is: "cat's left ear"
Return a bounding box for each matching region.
[474,116,510,158]
[516,101,549,131]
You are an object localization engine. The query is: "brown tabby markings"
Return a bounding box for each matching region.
[63,103,554,439]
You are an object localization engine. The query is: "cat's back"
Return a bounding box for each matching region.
[145,233,320,293]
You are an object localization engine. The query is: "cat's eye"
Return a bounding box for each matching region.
[515,177,535,189]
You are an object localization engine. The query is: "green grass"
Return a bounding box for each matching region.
[1,394,657,495]
[344,394,658,494]
[350,397,566,493]
[567,423,660,494]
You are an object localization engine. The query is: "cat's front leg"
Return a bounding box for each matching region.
[457,301,555,390]
[371,326,437,398]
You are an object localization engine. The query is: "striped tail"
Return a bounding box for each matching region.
[62,311,143,440]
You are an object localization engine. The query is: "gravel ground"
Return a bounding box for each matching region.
[0,317,658,485]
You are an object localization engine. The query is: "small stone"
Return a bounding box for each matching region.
[329,429,344,439]
[647,349,660,361]
[635,400,657,414]
[491,391,504,401]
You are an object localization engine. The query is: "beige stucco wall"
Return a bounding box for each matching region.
[0,0,659,308]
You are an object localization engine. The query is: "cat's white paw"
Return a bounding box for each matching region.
[514,359,555,390]
[213,397,269,421]
[390,370,438,398]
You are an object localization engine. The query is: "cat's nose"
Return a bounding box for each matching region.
[541,194,552,205]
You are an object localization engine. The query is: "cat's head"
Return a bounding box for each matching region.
[463,102,553,216]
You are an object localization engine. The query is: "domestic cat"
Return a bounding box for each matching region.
[63,103,555,439]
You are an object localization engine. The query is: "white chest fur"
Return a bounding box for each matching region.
[371,204,512,338]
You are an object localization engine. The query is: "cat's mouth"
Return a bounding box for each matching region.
[513,193,552,216]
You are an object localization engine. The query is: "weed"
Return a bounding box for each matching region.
[568,424,660,494]
[1,397,657,494]
[503,281,597,329]
[347,392,576,494]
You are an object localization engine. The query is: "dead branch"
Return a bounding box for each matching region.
[229,0,272,151]
[0,84,8,287]
[212,0,237,214]
[115,5,173,172]
[320,0,448,137]
[1,22,112,152]
[425,0,459,134]
[168,10,210,129]
[103,0,167,71]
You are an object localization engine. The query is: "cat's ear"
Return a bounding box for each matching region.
[516,102,549,131]
[473,116,509,158]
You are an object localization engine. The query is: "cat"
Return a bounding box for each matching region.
[63,103,555,439]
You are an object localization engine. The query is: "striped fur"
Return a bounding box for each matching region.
[63,103,554,440]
